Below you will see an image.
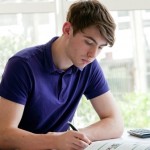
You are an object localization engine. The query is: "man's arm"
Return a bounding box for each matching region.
[79,91,124,141]
[0,97,91,150]
[0,97,55,150]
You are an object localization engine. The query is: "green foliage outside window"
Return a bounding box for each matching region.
[76,93,150,128]
[0,35,33,77]
[76,96,99,127]
[118,93,150,128]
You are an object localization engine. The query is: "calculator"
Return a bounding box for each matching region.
[128,129,150,138]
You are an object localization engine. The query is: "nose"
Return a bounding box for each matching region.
[87,47,97,59]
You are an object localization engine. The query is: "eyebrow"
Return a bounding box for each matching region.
[84,35,108,47]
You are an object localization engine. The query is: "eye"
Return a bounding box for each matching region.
[98,46,103,50]
[85,39,94,45]
[98,45,105,51]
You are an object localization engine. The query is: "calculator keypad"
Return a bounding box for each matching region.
[128,129,150,138]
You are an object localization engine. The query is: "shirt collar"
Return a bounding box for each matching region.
[44,36,83,74]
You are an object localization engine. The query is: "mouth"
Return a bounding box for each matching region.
[82,59,91,64]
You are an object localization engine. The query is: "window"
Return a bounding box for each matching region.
[0,0,57,76]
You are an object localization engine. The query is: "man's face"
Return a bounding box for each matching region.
[64,24,107,69]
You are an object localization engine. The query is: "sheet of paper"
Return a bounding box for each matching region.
[85,139,150,150]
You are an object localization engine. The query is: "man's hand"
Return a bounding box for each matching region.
[47,130,91,150]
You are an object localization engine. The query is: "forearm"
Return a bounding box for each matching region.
[79,117,124,141]
[0,128,56,150]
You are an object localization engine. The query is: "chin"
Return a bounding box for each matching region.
[74,62,89,69]
[76,64,87,69]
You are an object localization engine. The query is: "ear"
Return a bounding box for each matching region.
[62,22,72,35]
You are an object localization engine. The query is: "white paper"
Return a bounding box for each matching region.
[85,139,150,150]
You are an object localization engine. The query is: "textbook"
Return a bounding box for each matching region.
[85,139,150,150]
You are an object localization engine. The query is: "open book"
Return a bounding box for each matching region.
[85,139,150,150]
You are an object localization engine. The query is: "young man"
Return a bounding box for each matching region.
[0,0,124,149]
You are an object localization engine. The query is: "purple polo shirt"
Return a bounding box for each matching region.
[0,37,109,133]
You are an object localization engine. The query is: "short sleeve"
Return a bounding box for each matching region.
[84,60,109,99]
[0,57,33,105]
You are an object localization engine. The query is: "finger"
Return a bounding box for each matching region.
[74,132,91,145]
[72,137,89,149]
[71,142,87,150]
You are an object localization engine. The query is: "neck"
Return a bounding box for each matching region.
[51,37,73,70]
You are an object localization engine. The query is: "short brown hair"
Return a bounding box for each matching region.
[67,0,116,47]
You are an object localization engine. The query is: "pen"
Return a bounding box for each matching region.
[68,121,78,131]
